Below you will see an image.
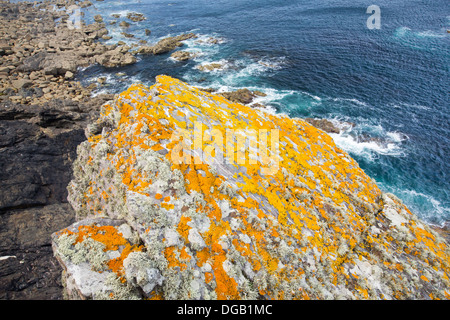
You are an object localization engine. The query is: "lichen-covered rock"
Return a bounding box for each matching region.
[53,75,450,300]
[52,218,143,300]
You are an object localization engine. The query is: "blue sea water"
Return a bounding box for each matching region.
[73,0,449,225]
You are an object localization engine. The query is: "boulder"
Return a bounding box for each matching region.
[40,53,78,76]
[52,76,450,300]
[119,21,130,28]
[304,118,355,134]
[221,88,255,105]
[94,15,103,23]
[170,50,192,61]
[126,12,146,22]
[150,33,196,55]
[11,79,33,90]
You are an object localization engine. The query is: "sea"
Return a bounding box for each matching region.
[41,0,450,225]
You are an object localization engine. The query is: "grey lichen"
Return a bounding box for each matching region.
[94,273,142,300]
[123,251,165,296]
[54,233,109,272]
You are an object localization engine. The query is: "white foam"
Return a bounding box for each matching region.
[327,120,409,160]
[392,102,431,111]
[416,30,447,38]
[329,133,405,160]
[386,131,409,143]
[391,189,450,224]
[395,27,447,39]
[331,97,369,108]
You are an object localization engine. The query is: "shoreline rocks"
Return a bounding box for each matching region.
[0,1,136,105]
[0,1,197,106]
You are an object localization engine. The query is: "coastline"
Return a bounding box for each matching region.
[0,0,448,300]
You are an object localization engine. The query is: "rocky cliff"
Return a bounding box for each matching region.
[52,75,450,300]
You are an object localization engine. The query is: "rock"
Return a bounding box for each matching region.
[150,33,196,55]
[252,90,267,97]
[126,12,146,22]
[304,118,355,134]
[97,77,106,84]
[121,32,134,38]
[53,75,450,300]
[250,102,266,109]
[145,29,151,36]
[195,36,224,45]
[304,118,341,134]
[170,50,192,61]
[40,53,78,76]
[79,1,93,8]
[135,46,154,55]
[119,21,130,28]
[65,71,74,79]
[51,218,142,300]
[197,87,216,93]
[221,88,255,105]
[94,15,103,23]
[430,222,450,244]
[16,51,48,73]
[111,14,121,19]
[0,96,106,299]
[11,79,33,90]
[122,53,136,65]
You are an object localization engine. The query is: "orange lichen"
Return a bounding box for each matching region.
[67,225,129,251]
[108,244,144,277]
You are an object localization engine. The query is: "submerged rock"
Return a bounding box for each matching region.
[53,76,450,300]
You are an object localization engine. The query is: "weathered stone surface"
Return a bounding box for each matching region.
[0,93,114,299]
[220,88,257,105]
[170,50,193,61]
[218,88,267,105]
[94,15,103,23]
[146,33,197,55]
[11,79,32,90]
[52,76,450,300]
